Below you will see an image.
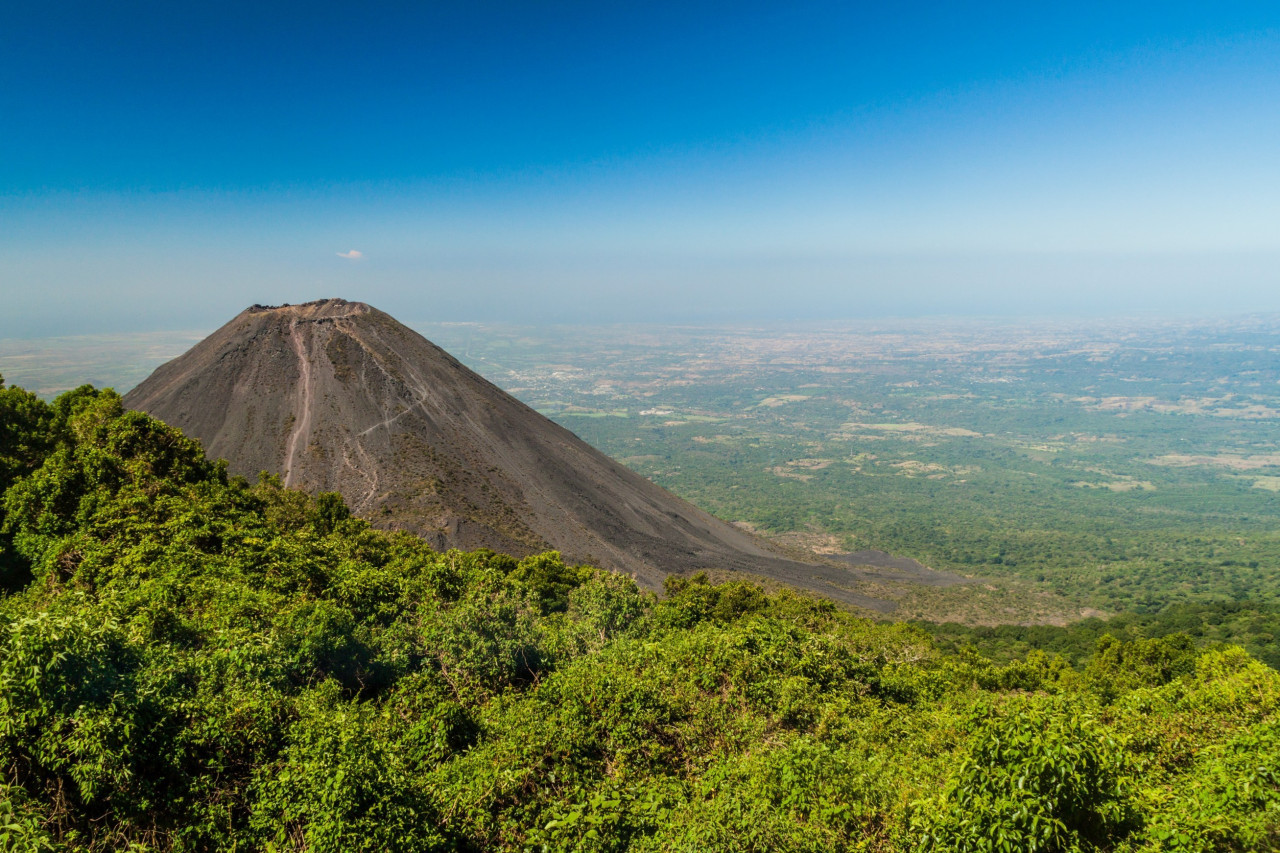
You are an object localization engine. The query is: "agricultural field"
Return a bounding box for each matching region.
[415,315,1280,622]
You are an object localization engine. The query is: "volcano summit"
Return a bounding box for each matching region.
[124,299,933,605]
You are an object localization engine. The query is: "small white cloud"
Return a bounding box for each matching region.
[337,249,364,260]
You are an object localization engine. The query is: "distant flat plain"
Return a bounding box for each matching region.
[6,315,1279,624]
[0,330,208,399]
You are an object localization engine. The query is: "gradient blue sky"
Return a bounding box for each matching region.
[3,1,1279,335]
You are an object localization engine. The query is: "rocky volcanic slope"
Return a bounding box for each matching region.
[125,299,955,606]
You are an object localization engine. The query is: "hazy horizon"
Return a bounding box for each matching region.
[5,304,1280,344]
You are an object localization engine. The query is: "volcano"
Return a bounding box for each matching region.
[124,299,923,606]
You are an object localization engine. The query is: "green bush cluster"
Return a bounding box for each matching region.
[926,601,1280,671]
[0,378,1278,851]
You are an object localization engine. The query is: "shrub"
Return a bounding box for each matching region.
[913,698,1137,852]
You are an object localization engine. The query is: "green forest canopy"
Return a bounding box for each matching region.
[0,376,1277,851]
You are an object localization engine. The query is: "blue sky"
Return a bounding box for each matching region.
[3,1,1279,334]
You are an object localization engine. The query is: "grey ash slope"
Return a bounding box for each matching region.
[125,299,938,607]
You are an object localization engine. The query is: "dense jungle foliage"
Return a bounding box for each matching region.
[1,376,1278,851]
